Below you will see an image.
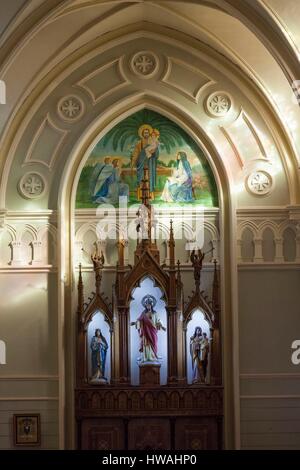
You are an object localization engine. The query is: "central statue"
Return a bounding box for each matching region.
[131,295,166,363]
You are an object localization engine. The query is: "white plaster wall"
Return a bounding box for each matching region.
[0,272,59,449]
[239,268,300,449]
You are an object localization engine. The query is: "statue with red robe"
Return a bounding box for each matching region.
[131,295,166,363]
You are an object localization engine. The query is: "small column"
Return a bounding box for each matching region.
[9,241,24,266]
[254,237,264,263]
[31,241,43,265]
[237,239,243,263]
[274,237,284,263]
[295,224,300,262]
[185,240,194,263]
[76,263,86,386]
[118,307,130,383]
[167,306,178,384]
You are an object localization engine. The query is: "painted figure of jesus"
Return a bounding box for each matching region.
[131,295,166,363]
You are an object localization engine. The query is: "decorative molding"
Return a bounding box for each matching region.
[130,50,159,79]
[0,220,57,268]
[219,126,244,168]
[0,209,7,228]
[205,91,232,117]
[221,109,269,165]
[0,375,59,381]
[240,373,300,379]
[162,57,214,103]
[5,210,57,222]
[57,94,85,122]
[23,114,68,170]
[240,395,300,399]
[236,207,291,218]
[245,170,273,196]
[242,112,268,159]
[0,267,57,273]
[238,263,300,270]
[76,263,217,273]
[18,171,47,199]
[0,397,59,401]
[74,207,220,218]
[76,57,130,104]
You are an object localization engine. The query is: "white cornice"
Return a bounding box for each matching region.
[5,210,57,222]
[237,206,299,220]
[238,263,300,270]
[0,266,57,273]
[240,373,300,380]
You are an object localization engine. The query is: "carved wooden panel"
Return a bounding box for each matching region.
[75,386,223,417]
[140,364,160,386]
[175,418,219,450]
[128,418,171,450]
[81,419,125,450]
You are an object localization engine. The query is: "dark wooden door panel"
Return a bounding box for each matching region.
[81,418,125,450]
[175,418,218,450]
[128,418,171,450]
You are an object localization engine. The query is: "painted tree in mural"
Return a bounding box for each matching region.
[101,109,196,154]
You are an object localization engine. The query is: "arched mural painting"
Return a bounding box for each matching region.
[76,109,218,209]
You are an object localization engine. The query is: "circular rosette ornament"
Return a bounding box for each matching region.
[246,170,273,196]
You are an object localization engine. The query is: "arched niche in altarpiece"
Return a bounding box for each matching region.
[129,276,168,386]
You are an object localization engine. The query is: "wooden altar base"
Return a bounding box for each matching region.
[75,385,223,450]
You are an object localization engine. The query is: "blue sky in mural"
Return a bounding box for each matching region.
[76,109,218,208]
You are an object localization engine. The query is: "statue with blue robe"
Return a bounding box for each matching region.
[90,328,108,383]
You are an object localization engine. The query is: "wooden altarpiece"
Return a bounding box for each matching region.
[75,169,223,450]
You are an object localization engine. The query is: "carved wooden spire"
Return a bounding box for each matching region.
[177,259,181,283]
[168,219,175,268]
[118,237,125,268]
[134,166,159,263]
[176,259,183,304]
[141,167,151,210]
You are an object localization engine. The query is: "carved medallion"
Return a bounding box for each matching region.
[205,91,232,117]
[18,172,46,199]
[57,95,85,122]
[246,170,273,195]
[130,51,159,79]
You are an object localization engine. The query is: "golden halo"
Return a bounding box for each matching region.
[138,124,153,138]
